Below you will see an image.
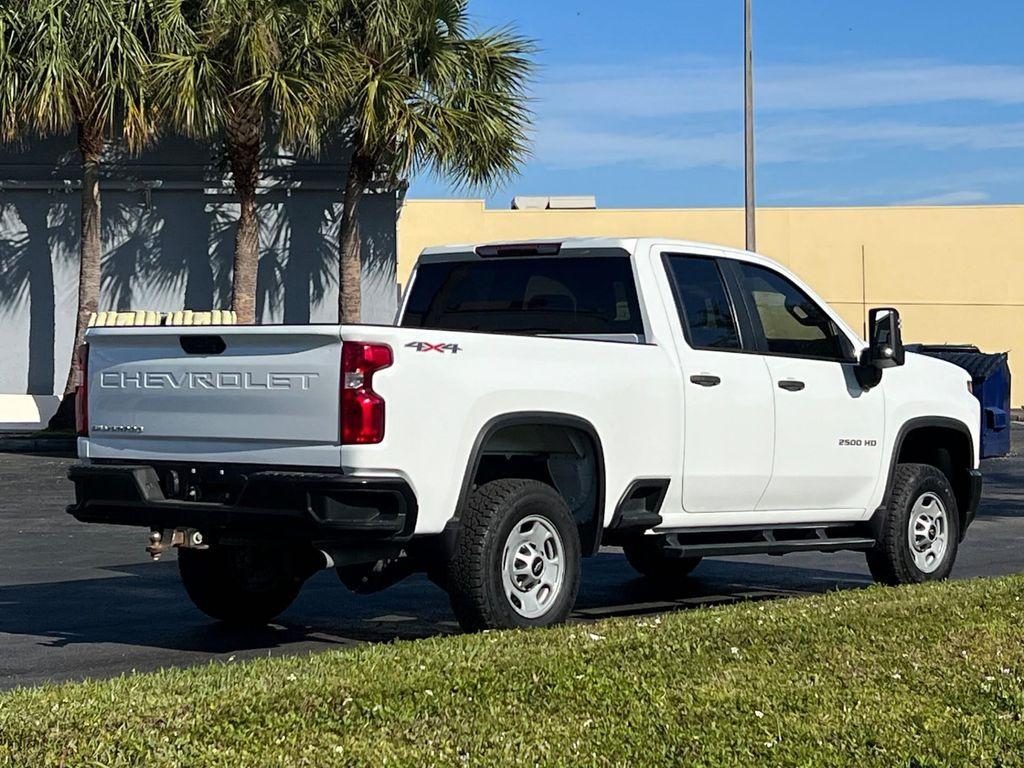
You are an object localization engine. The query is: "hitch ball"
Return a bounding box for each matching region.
[190,530,204,547]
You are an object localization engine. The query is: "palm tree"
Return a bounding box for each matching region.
[150,0,338,324]
[0,7,23,144]
[327,0,534,323]
[10,0,152,427]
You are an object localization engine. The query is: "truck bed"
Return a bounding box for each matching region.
[79,323,682,535]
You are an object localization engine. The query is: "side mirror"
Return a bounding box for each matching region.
[866,307,905,369]
[855,307,905,390]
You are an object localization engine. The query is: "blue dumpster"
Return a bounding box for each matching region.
[906,344,1011,458]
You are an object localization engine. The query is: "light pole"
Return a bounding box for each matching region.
[744,0,756,251]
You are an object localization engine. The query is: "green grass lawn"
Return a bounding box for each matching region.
[3,576,1024,767]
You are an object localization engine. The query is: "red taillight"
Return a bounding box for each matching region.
[341,342,392,444]
[74,343,89,437]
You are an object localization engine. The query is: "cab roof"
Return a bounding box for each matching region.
[412,236,863,345]
[417,236,776,268]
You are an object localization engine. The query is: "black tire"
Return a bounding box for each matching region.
[866,463,960,586]
[447,479,582,632]
[178,544,308,626]
[622,536,702,580]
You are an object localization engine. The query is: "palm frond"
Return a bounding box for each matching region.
[0,6,26,143]
[3,0,161,151]
[151,50,228,138]
[322,0,535,191]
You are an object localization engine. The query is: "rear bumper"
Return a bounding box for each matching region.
[67,462,416,543]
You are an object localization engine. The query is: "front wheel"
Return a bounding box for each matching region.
[866,463,960,585]
[178,544,311,626]
[446,479,582,631]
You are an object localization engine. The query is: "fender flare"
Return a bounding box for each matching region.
[450,411,607,556]
[871,415,975,537]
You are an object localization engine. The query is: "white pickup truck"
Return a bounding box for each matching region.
[68,237,982,631]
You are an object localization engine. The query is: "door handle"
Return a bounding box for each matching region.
[690,374,721,387]
[778,379,805,392]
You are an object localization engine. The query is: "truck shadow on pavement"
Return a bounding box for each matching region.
[0,452,1015,687]
[0,554,872,658]
[970,458,1024,520]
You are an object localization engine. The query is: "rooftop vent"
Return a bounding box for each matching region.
[511,195,597,211]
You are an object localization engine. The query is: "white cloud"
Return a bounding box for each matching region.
[527,51,1024,174]
[524,54,1024,205]
[532,118,1024,172]
[533,119,740,170]
[899,190,991,205]
[538,58,1024,119]
[758,120,1024,166]
[761,167,1024,206]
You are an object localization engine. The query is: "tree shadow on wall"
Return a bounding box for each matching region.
[354,191,399,324]
[0,182,396,396]
[258,194,339,324]
[100,191,234,314]
[256,191,398,324]
[95,191,385,325]
[0,196,76,395]
[99,195,160,312]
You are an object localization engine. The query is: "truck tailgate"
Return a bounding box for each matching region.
[85,326,342,450]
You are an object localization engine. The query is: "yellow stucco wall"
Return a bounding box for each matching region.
[398,200,1024,403]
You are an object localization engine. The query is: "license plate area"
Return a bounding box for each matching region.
[155,464,249,505]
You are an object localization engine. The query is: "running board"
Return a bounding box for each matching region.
[654,523,877,559]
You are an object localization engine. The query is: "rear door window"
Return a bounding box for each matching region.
[664,255,741,350]
[402,255,644,338]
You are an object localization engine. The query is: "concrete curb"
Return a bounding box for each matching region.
[0,394,61,431]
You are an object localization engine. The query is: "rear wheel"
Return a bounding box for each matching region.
[622,536,702,580]
[447,479,582,631]
[866,463,960,585]
[178,543,313,626]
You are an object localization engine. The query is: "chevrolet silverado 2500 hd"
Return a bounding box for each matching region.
[67,238,982,630]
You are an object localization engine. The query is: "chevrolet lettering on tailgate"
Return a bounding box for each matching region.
[99,370,320,391]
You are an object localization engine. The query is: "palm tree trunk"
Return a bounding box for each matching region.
[225,97,262,324]
[49,119,104,430]
[338,149,373,324]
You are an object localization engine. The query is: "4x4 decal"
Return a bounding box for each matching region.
[405,341,462,354]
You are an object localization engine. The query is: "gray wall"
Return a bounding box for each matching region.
[0,135,400,396]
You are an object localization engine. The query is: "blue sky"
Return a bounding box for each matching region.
[409,0,1024,208]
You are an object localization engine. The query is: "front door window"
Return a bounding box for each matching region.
[736,262,849,361]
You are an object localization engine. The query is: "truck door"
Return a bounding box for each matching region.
[729,260,885,512]
[660,252,775,513]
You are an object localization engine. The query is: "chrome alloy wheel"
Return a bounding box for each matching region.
[501,515,565,619]
[907,492,949,574]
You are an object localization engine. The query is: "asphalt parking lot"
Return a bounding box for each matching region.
[2,431,1024,690]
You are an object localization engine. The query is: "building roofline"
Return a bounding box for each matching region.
[403,198,1024,213]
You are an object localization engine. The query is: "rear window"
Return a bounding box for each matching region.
[401,255,644,338]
